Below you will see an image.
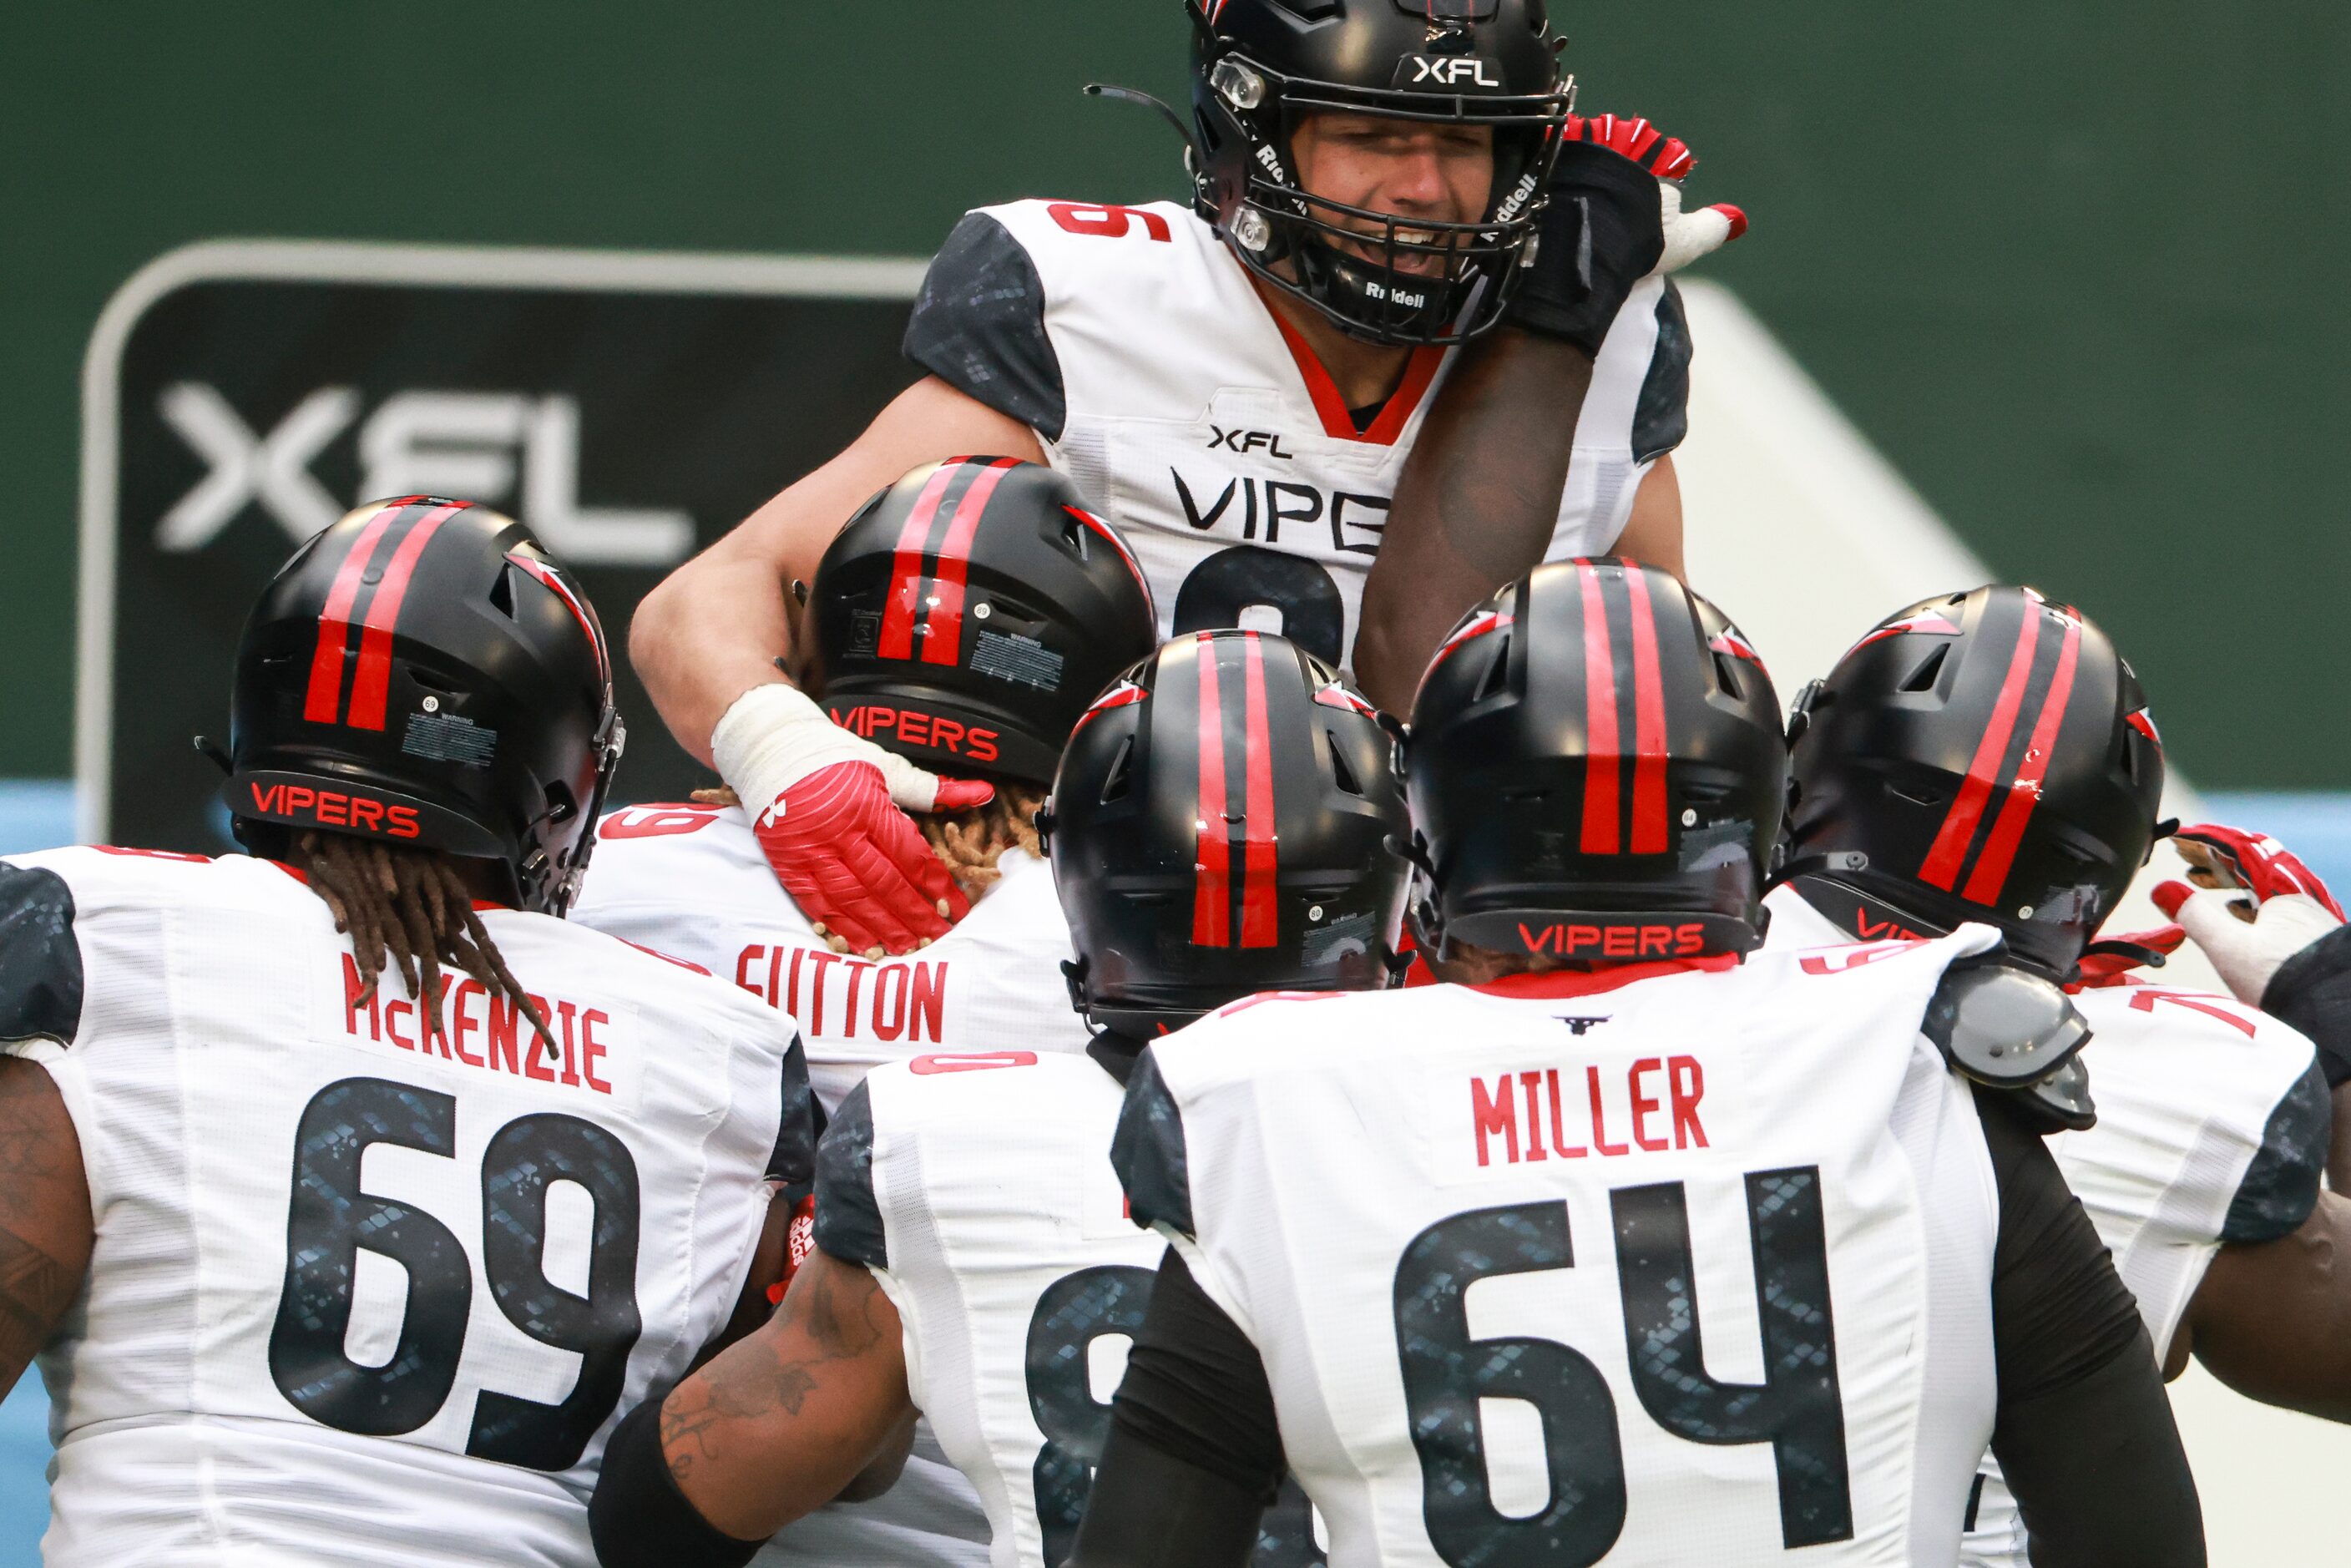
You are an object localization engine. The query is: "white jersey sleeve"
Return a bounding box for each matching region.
[1116,934,2012,1568]
[574,802,1093,1114]
[902,199,1688,670]
[0,847,806,1568]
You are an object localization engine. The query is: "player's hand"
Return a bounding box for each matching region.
[711,683,991,957]
[2152,822,2346,1006]
[1562,114,1750,276]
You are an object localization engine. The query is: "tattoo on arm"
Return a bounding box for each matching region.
[0,1060,91,1392]
[658,1252,902,1505]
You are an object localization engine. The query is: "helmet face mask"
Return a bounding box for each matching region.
[222,499,621,918]
[1780,586,2167,978]
[1048,630,1413,1034]
[1188,0,1571,346]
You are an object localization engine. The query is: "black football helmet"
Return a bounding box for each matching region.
[1044,630,1412,1034]
[1408,559,1786,959]
[223,497,624,916]
[1186,0,1573,345]
[1781,586,2167,979]
[801,458,1160,785]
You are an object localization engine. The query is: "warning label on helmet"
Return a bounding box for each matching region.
[972,630,1065,690]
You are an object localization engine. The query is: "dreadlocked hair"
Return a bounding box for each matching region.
[293,830,557,1059]
[693,781,1049,906]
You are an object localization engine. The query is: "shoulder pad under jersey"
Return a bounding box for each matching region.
[1922,959,2091,1090]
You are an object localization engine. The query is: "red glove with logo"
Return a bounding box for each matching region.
[1565,114,1749,275]
[714,683,991,958]
[766,1191,819,1308]
[2151,822,2347,1006]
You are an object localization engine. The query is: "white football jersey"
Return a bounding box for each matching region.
[1123,933,2016,1567]
[574,800,1092,1567]
[0,847,807,1568]
[574,802,1091,1113]
[1760,883,2327,1568]
[904,199,1689,670]
[817,1049,1327,1568]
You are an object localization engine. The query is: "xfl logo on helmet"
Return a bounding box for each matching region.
[1398,55,1501,89]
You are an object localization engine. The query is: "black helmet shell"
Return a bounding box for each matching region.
[1047,629,1411,1034]
[225,498,623,916]
[1782,585,2166,978]
[1408,559,1786,959]
[804,459,1160,785]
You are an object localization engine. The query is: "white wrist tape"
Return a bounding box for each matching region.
[710,683,938,818]
[2175,886,2344,1005]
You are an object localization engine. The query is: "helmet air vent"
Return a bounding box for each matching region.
[1713,652,1746,701]
[1100,736,1136,803]
[1900,644,1950,693]
[489,564,518,619]
[1329,734,1364,797]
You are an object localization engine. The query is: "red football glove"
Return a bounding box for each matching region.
[1565,113,1748,275]
[766,1191,818,1308]
[713,684,989,957]
[2151,822,2347,1005]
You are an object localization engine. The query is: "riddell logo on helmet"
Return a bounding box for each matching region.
[249,781,421,838]
[830,706,1000,764]
[1517,921,1707,959]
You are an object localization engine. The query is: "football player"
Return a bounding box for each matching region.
[587,629,1410,1568]
[630,0,1738,955]
[1071,561,2204,1567]
[0,500,812,1565]
[1771,586,2342,1562]
[574,458,1159,1567]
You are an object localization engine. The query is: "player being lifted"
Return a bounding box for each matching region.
[589,628,1409,1567]
[1770,587,2351,1562]
[1072,560,2206,1567]
[0,500,811,1565]
[575,458,1160,1566]
[629,0,1741,957]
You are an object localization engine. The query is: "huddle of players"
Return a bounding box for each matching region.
[13,453,2351,1568]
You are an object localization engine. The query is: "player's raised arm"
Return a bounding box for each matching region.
[1355,115,1742,712]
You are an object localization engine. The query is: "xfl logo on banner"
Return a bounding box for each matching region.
[154,384,691,567]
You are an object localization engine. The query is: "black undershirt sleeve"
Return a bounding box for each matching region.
[2265,923,2351,1089]
[1066,1251,1283,1567]
[1977,1087,2206,1567]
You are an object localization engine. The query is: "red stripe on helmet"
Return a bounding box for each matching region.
[1238,632,1278,948]
[1576,563,1621,855]
[1621,565,1670,854]
[919,458,1022,667]
[1192,636,1232,948]
[2126,709,2161,748]
[1961,609,2083,905]
[1919,603,2044,891]
[875,464,963,661]
[1071,679,1148,737]
[303,501,416,724]
[346,503,466,731]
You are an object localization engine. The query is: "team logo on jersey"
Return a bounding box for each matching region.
[1190,632,1279,949]
[1918,600,2085,905]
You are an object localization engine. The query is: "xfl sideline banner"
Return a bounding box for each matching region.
[79,240,925,851]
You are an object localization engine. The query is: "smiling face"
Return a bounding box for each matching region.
[1287,110,1497,277]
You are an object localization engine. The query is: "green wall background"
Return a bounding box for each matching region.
[4,3,2343,785]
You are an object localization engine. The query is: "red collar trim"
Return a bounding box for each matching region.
[1249,276,1446,446]
[1469,955,1741,999]
[265,857,510,913]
